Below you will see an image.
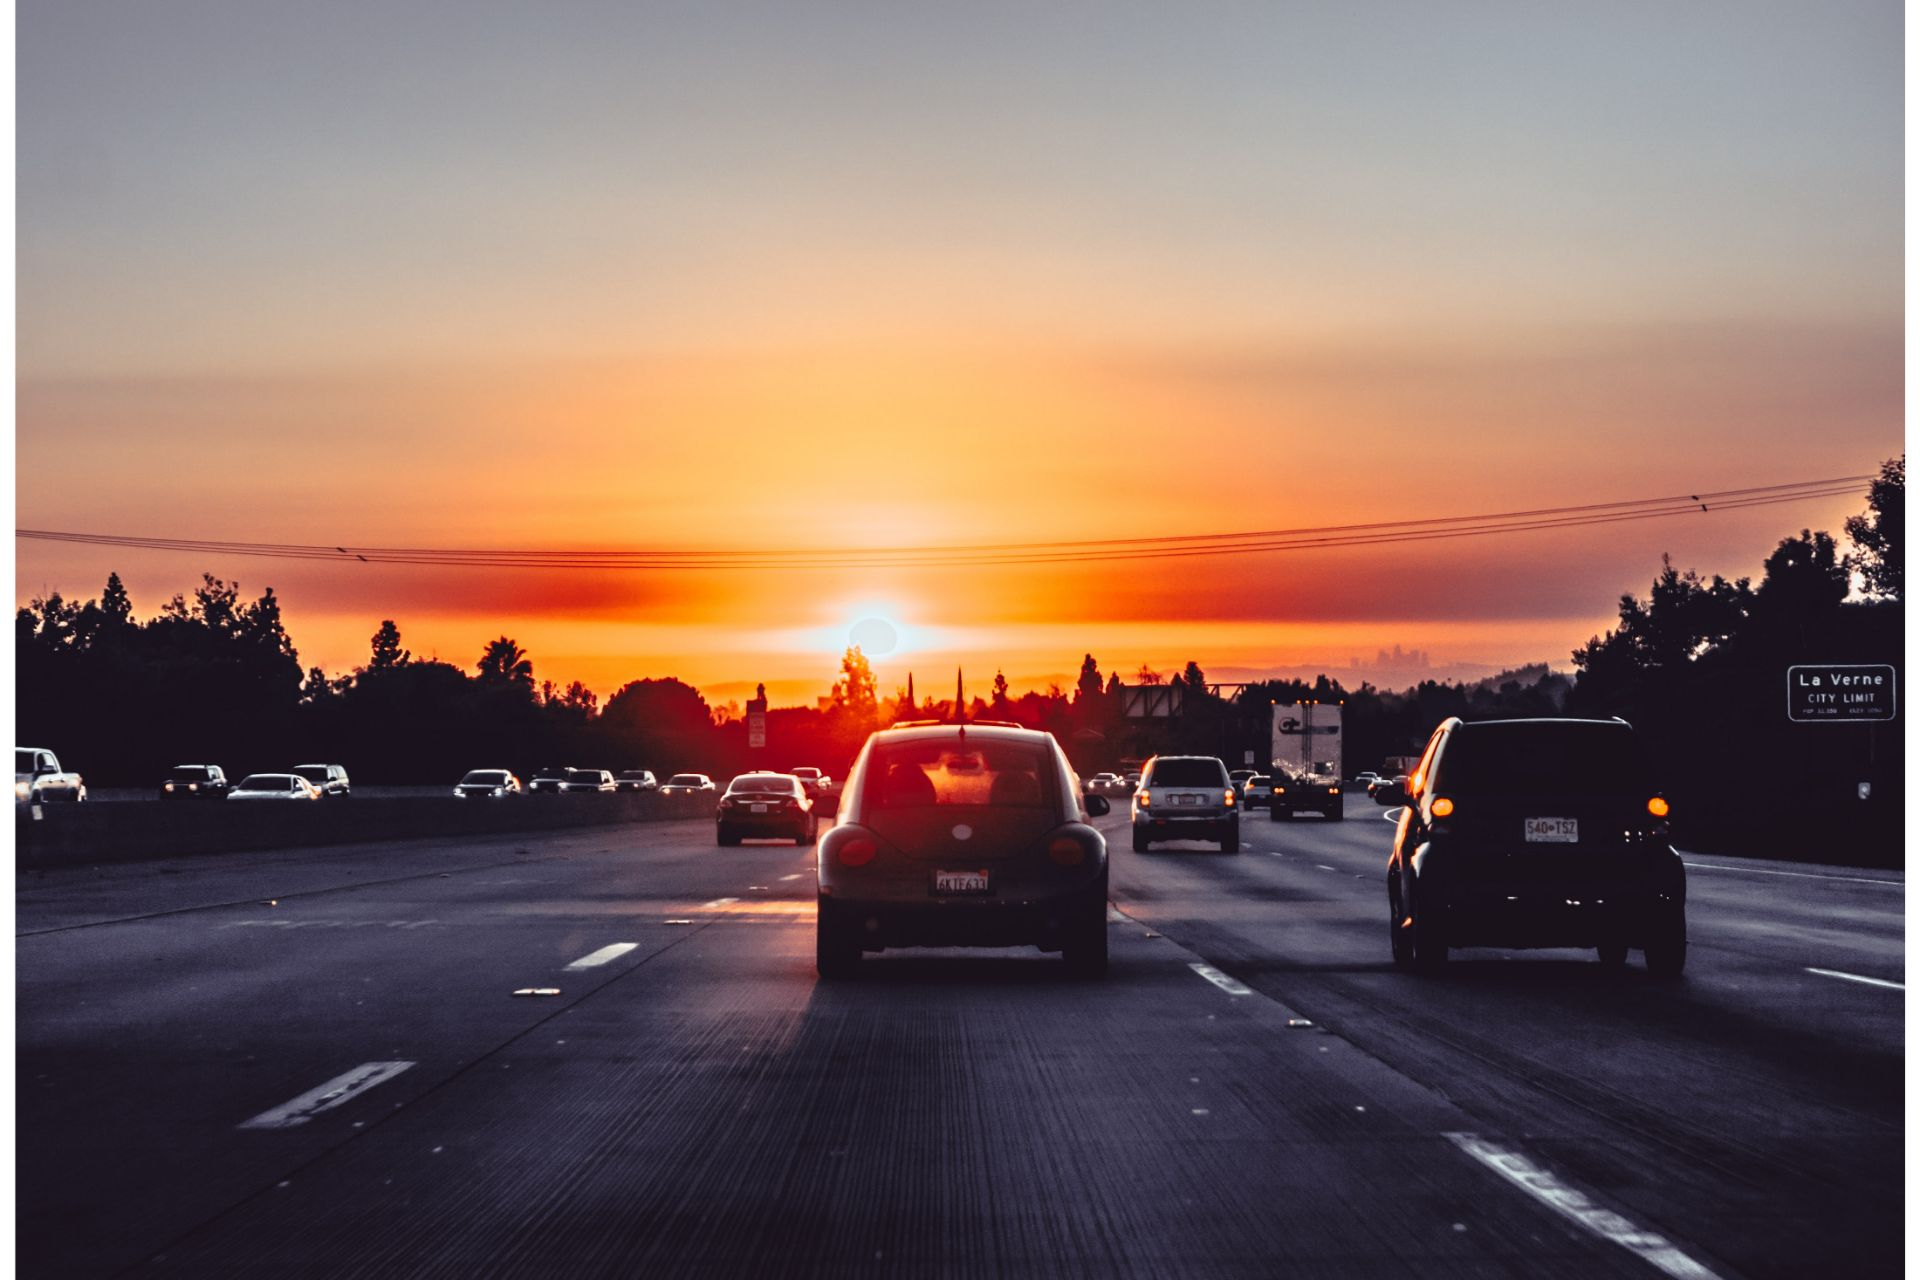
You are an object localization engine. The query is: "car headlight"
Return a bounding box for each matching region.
[454,789,466,797]
[164,782,175,792]
[187,782,198,791]
[492,787,505,796]
[15,781,30,799]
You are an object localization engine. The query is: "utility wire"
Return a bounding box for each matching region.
[15,474,1871,571]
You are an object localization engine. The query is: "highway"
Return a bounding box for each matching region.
[16,798,1903,1278]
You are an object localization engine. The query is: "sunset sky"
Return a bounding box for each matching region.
[15,2,1903,708]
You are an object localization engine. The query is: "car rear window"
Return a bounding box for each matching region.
[729,776,797,795]
[865,739,1052,810]
[462,771,508,785]
[170,766,213,781]
[668,775,703,786]
[1147,758,1228,788]
[293,766,327,782]
[1434,723,1653,796]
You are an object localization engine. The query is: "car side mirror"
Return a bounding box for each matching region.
[1084,793,1111,817]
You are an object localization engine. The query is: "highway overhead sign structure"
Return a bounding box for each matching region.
[1787,664,1896,723]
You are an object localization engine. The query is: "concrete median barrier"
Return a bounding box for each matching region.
[12,790,754,868]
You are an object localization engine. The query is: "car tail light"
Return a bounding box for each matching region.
[837,837,877,867]
[1047,836,1086,866]
[1137,793,1150,808]
[1647,797,1670,818]
[1431,796,1455,818]
[1223,790,1235,806]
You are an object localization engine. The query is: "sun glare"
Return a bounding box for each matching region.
[848,615,900,657]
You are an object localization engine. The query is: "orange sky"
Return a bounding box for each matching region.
[13,6,1903,705]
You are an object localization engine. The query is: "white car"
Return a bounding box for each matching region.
[229,773,322,801]
[659,773,717,796]
[1131,755,1238,853]
[15,747,85,805]
[1086,772,1126,794]
[454,769,521,799]
[558,768,616,794]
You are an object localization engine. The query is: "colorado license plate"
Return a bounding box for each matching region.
[1524,817,1579,843]
[933,870,990,895]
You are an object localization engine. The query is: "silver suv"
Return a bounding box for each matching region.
[1131,755,1238,853]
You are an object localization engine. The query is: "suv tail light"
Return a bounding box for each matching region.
[1647,796,1670,818]
[1223,790,1236,806]
[1047,835,1087,866]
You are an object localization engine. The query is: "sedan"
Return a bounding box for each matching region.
[454,769,521,799]
[659,774,717,796]
[229,774,322,801]
[717,773,816,845]
[815,722,1111,977]
[558,768,616,794]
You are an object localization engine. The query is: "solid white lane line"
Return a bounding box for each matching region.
[239,1062,415,1131]
[1683,862,1900,887]
[1446,1134,1722,1280]
[563,943,638,971]
[700,897,739,909]
[1188,962,1253,996]
[1806,966,1904,990]
[1315,864,1338,872]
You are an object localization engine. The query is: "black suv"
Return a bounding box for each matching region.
[1387,717,1685,975]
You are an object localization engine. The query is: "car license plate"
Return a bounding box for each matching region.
[933,870,990,895]
[749,804,768,814]
[1176,793,1196,806]
[1524,817,1579,843]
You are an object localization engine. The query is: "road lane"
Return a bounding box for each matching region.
[15,800,1901,1276]
[1100,797,1903,1280]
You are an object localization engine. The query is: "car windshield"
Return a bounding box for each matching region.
[461,771,508,785]
[1147,759,1228,788]
[564,769,602,783]
[865,739,1051,809]
[1434,722,1654,796]
[170,767,213,782]
[729,776,796,796]
[619,771,651,780]
[668,775,704,786]
[790,768,820,778]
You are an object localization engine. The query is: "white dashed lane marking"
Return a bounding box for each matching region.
[239,1062,415,1131]
[779,874,803,881]
[1683,862,1900,887]
[700,898,739,909]
[1188,962,1253,996]
[1446,1134,1722,1279]
[1805,966,1903,990]
[563,943,637,971]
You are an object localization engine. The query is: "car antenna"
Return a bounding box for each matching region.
[956,666,965,737]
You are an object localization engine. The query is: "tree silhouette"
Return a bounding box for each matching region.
[1182,660,1207,691]
[1845,455,1903,601]
[369,619,411,670]
[1075,654,1103,704]
[831,646,878,720]
[991,669,1011,712]
[477,636,535,689]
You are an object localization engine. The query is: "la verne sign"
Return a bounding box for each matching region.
[1787,664,1896,723]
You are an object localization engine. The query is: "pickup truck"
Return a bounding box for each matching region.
[16,747,86,805]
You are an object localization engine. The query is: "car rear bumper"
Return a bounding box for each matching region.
[1135,814,1235,834]
[719,811,810,832]
[826,877,1105,952]
[1437,885,1679,947]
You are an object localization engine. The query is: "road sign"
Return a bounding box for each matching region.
[747,712,767,749]
[1787,664,1896,723]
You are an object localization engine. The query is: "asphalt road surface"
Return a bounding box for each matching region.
[16,797,1903,1278]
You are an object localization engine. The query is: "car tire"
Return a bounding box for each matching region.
[1268,806,1284,822]
[1411,904,1448,971]
[1221,828,1240,855]
[1597,942,1629,968]
[1063,887,1109,979]
[1132,829,1150,853]
[717,827,741,847]
[799,818,818,845]
[1389,882,1415,969]
[815,899,861,979]
[1644,907,1686,978]
[1326,807,1343,822]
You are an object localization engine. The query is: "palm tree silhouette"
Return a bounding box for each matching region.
[477,636,534,688]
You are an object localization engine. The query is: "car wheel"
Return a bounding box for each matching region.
[1132,829,1150,853]
[1389,882,1415,969]
[1063,898,1109,978]
[799,818,818,845]
[1221,828,1240,854]
[815,899,861,979]
[1326,807,1343,822]
[1597,942,1629,968]
[1268,806,1283,822]
[1411,904,1448,971]
[1644,907,1686,978]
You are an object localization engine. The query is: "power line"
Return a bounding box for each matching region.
[14,474,1871,571]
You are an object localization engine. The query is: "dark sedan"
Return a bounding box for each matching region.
[717,773,816,845]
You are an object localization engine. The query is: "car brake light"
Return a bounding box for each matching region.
[1647,797,1670,818]
[837,837,877,867]
[1431,796,1454,818]
[1047,836,1086,866]
[1223,790,1235,806]
[1137,793,1150,808]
